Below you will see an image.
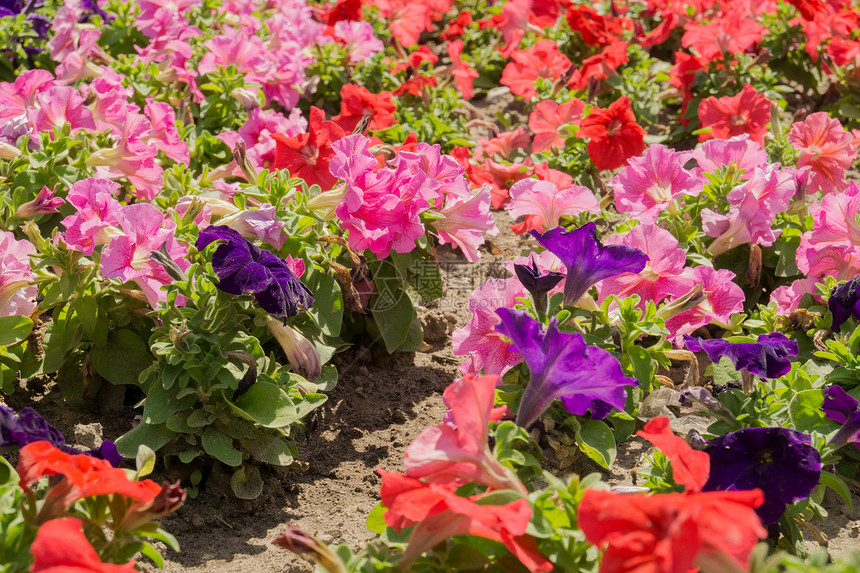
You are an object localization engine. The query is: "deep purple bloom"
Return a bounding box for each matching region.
[829,276,860,333]
[197,226,313,319]
[530,223,648,306]
[822,385,860,448]
[86,440,124,467]
[0,405,66,449]
[495,308,638,428]
[513,258,563,315]
[683,333,798,379]
[703,427,822,525]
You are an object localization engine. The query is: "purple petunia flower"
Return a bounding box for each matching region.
[513,258,564,315]
[703,427,821,525]
[530,223,648,307]
[683,333,798,380]
[495,308,638,428]
[822,385,860,448]
[197,226,313,320]
[0,405,66,449]
[829,276,860,333]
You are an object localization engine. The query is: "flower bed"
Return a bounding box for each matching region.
[2,0,860,571]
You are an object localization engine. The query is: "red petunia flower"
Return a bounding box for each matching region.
[566,5,631,46]
[669,52,706,126]
[332,84,396,132]
[568,40,629,91]
[313,0,362,25]
[579,96,646,171]
[530,0,562,28]
[440,10,473,40]
[682,10,766,62]
[31,517,137,573]
[500,39,572,99]
[393,76,437,97]
[578,418,767,573]
[698,84,771,145]
[272,106,346,191]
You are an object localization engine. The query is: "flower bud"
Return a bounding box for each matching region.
[273,525,347,573]
[267,317,322,381]
[0,140,20,160]
[16,186,65,218]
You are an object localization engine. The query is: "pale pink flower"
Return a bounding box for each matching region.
[796,234,860,280]
[665,266,745,345]
[498,0,532,57]
[529,99,585,153]
[807,181,860,245]
[703,165,796,255]
[689,134,768,180]
[452,277,526,376]
[28,86,96,134]
[16,186,65,218]
[85,112,164,201]
[0,69,54,124]
[434,182,498,262]
[199,34,271,83]
[61,178,123,255]
[475,128,531,161]
[612,144,704,222]
[100,203,190,307]
[769,277,822,315]
[507,178,600,234]
[218,204,286,249]
[144,99,190,164]
[334,20,383,62]
[54,29,105,84]
[0,231,37,317]
[217,107,306,176]
[84,69,137,135]
[788,112,857,194]
[597,224,696,309]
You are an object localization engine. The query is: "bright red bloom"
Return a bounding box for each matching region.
[579,96,646,171]
[18,442,161,522]
[448,40,480,100]
[31,517,136,573]
[314,0,362,25]
[387,3,433,47]
[681,10,766,62]
[500,39,572,99]
[380,471,552,572]
[272,106,346,191]
[529,98,585,152]
[578,417,767,573]
[530,0,562,27]
[392,75,437,97]
[408,45,438,69]
[698,84,771,145]
[669,52,706,125]
[440,10,473,40]
[568,40,629,91]
[566,5,630,46]
[333,84,397,132]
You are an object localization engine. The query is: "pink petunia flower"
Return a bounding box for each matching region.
[333,20,383,62]
[528,99,585,153]
[611,144,704,222]
[61,178,123,256]
[507,178,600,234]
[16,186,65,218]
[434,181,498,262]
[702,165,796,255]
[475,128,531,161]
[144,99,190,164]
[218,204,286,249]
[0,231,37,317]
[500,40,571,100]
[85,69,137,135]
[452,277,526,376]
[796,235,860,280]
[28,86,96,135]
[100,203,190,308]
[448,40,479,101]
[807,181,860,245]
[788,112,857,194]
[769,277,822,315]
[0,69,54,124]
[597,224,696,309]
[690,134,769,179]
[665,266,745,345]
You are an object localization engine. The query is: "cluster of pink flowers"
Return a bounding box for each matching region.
[0,232,37,318]
[328,134,497,260]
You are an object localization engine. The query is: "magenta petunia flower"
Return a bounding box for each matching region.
[333,20,383,63]
[665,266,745,345]
[452,277,526,377]
[596,224,695,309]
[532,223,648,307]
[495,308,638,428]
[0,231,36,318]
[61,178,123,256]
[690,134,769,179]
[612,144,704,222]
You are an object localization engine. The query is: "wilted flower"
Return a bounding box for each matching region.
[703,427,822,525]
[495,308,638,428]
[15,185,65,218]
[683,333,799,380]
[120,480,187,531]
[267,316,322,381]
[197,226,313,320]
[274,524,347,573]
[822,385,860,449]
[531,223,648,307]
[829,276,860,333]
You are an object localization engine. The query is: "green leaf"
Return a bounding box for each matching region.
[0,316,32,347]
[230,381,298,428]
[369,289,415,353]
[305,269,343,338]
[575,420,616,469]
[246,433,295,466]
[627,346,654,391]
[819,471,853,511]
[365,502,386,534]
[135,445,156,478]
[143,382,198,425]
[139,542,164,568]
[147,528,181,552]
[115,423,175,457]
[74,296,99,336]
[202,427,242,466]
[230,465,264,499]
[788,389,825,429]
[91,329,153,386]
